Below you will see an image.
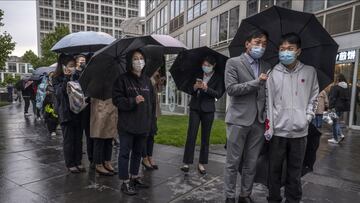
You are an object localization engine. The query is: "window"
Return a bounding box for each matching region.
[303,0,324,12]
[115,8,126,17]
[229,6,239,39]
[87,15,99,25]
[317,15,324,26]
[72,24,85,32]
[101,17,113,27]
[115,19,123,27]
[56,10,69,21]
[211,0,229,9]
[39,0,52,7]
[156,5,168,34]
[219,11,228,42]
[87,3,99,14]
[187,0,207,22]
[260,0,274,12]
[194,3,200,18]
[354,5,360,31]
[87,26,99,31]
[40,8,53,19]
[211,6,239,45]
[101,5,113,16]
[56,0,69,9]
[72,13,84,23]
[247,0,258,17]
[115,0,126,7]
[327,0,352,8]
[101,0,112,4]
[146,0,156,14]
[175,33,185,45]
[146,16,156,34]
[128,10,139,18]
[276,0,292,9]
[199,23,207,47]
[170,0,184,20]
[56,22,69,28]
[40,20,53,31]
[101,28,113,35]
[200,0,207,15]
[193,25,200,48]
[71,0,84,11]
[128,0,139,9]
[186,29,193,48]
[19,64,26,73]
[8,63,17,73]
[210,16,219,45]
[325,8,352,35]
[115,30,122,39]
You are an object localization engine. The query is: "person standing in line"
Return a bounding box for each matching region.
[266,33,319,203]
[112,50,155,195]
[224,29,270,203]
[328,73,350,144]
[53,54,85,173]
[312,90,328,128]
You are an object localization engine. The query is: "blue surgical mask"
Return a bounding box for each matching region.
[279,50,297,65]
[249,46,265,59]
[202,66,213,74]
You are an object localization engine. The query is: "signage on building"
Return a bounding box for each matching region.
[336,50,356,62]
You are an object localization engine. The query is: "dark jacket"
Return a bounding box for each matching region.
[188,72,225,113]
[53,75,81,124]
[329,82,350,112]
[112,72,156,135]
[22,82,36,99]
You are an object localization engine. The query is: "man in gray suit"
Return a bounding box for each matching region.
[224,30,271,203]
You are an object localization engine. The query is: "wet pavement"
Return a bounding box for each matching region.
[1,103,360,203]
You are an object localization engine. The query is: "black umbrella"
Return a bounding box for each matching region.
[169,46,228,95]
[229,6,338,90]
[79,35,187,100]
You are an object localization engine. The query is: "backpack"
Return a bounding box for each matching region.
[36,77,48,109]
[67,81,88,114]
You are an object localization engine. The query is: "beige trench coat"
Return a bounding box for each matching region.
[90,98,118,139]
[315,90,329,114]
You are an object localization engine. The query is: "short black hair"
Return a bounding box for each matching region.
[337,73,347,83]
[125,49,146,72]
[280,33,302,48]
[246,29,269,43]
[204,55,216,66]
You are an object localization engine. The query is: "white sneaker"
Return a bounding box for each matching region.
[24,113,30,117]
[51,132,57,136]
[36,117,42,121]
[328,138,339,144]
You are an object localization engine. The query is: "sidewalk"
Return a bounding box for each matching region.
[1,103,360,202]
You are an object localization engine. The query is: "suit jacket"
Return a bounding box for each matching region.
[225,53,271,126]
[188,72,225,113]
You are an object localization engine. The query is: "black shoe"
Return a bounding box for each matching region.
[225,198,236,203]
[142,161,154,171]
[132,178,150,189]
[151,164,159,170]
[180,165,189,173]
[68,167,80,174]
[198,165,206,175]
[121,181,138,196]
[238,196,253,203]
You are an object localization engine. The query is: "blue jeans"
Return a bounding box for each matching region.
[332,112,343,141]
[312,114,323,128]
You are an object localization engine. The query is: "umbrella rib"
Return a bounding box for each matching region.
[298,15,314,35]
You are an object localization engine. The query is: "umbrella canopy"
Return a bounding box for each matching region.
[79,34,187,100]
[51,31,116,54]
[169,46,228,95]
[229,6,338,90]
[31,66,56,81]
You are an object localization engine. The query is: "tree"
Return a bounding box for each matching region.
[22,25,70,68]
[0,9,16,71]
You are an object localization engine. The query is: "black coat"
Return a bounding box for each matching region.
[188,72,225,113]
[329,84,350,112]
[53,75,81,124]
[112,72,156,135]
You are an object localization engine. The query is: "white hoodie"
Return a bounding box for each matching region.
[265,61,319,139]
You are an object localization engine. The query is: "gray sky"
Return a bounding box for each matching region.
[0,0,146,57]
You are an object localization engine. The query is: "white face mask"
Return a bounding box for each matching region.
[132,59,145,72]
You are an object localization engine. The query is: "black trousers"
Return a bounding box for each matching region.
[61,123,83,168]
[93,138,113,165]
[183,110,214,164]
[142,133,155,157]
[268,136,307,203]
[81,107,94,163]
[118,133,146,180]
[46,117,58,133]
